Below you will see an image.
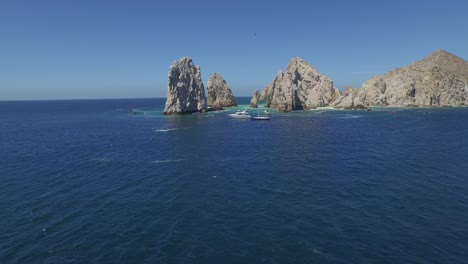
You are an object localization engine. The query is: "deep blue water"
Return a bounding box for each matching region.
[1,97,468,263]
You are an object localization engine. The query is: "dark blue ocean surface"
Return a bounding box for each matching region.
[1,98,468,263]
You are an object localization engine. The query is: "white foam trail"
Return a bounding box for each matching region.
[153,128,188,132]
[151,159,185,164]
[341,114,362,119]
[154,128,177,132]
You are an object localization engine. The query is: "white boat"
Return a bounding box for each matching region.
[251,116,270,120]
[228,110,251,119]
[250,109,270,121]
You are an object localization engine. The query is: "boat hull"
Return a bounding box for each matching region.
[228,114,251,119]
[250,116,270,120]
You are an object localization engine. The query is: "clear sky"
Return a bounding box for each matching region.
[1,0,467,100]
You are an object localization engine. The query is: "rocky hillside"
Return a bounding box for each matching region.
[163,57,207,114]
[206,73,237,110]
[252,58,340,111]
[332,50,468,108]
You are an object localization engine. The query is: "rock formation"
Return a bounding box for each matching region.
[163,57,207,114]
[255,57,341,112]
[206,73,237,110]
[250,90,260,108]
[332,50,468,108]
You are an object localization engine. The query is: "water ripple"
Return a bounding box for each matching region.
[1,100,468,263]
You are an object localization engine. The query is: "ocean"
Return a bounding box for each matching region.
[1,97,467,263]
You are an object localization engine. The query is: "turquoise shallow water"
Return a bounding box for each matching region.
[1,97,468,263]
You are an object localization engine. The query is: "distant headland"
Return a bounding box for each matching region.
[163,50,468,114]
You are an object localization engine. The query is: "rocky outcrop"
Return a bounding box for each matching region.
[257,57,340,112]
[206,73,237,110]
[163,57,207,114]
[332,50,468,108]
[250,90,260,108]
[332,87,367,110]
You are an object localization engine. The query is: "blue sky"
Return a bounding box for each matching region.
[1,0,467,100]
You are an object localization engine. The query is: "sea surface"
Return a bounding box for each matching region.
[1,97,468,264]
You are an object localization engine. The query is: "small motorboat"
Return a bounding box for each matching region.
[228,110,251,119]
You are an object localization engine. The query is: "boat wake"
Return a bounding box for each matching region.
[153,128,187,132]
[340,114,362,119]
[151,159,185,164]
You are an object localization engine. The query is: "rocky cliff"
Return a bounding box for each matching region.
[250,90,261,108]
[332,50,468,108]
[254,57,340,112]
[163,57,207,114]
[206,73,237,110]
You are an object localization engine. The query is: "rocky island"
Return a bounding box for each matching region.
[250,50,467,111]
[332,50,468,108]
[250,58,341,111]
[163,50,467,114]
[163,57,207,114]
[207,73,237,110]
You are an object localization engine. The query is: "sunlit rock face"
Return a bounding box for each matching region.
[207,73,237,110]
[332,50,468,108]
[259,57,340,112]
[163,57,207,114]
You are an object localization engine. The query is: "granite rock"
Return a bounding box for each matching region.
[260,57,340,112]
[207,73,237,110]
[163,57,207,114]
[250,89,261,108]
[332,50,468,107]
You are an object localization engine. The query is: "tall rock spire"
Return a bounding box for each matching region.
[163,57,207,114]
[207,73,237,110]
